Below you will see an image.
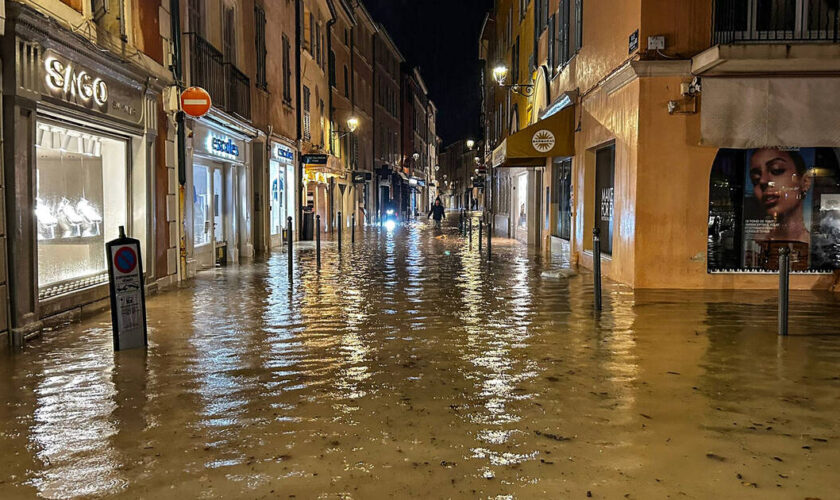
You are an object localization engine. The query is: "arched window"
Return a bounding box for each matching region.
[707,147,840,273]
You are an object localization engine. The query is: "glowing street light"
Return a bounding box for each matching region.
[466,139,475,150]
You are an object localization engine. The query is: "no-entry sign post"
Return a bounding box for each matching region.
[180,87,212,118]
[106,226,148,351]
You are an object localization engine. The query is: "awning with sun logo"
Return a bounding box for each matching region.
[491,105,575,168]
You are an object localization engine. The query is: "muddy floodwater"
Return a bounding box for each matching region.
[1,219,839,499]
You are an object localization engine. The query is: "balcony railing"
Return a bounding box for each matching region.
[226,63,251,120]
[186,33,252,120]
[714,0,839,44]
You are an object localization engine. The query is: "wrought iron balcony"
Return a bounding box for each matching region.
[226,63,251,120]
[714,0,839,44]
[186,33,252,120]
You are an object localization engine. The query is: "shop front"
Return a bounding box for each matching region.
[492,106,575,247]
[189,121,254,270]
[301,154,341,238]
[3,6,163,336]
[269,142,296,248]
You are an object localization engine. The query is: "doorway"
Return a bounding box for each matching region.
[194,162,233,268]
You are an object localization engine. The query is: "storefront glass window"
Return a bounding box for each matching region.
[270,162,285,236]
[214,169,224,244]
[708,147,840,273]
[194,165,211,246]
[553,158,572,240]
[35,120,127,292]
[595,145,615,255]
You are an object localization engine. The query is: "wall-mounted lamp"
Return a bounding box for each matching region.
[493,65,534,97]
[466,139,475,150]
[331,116,360,139]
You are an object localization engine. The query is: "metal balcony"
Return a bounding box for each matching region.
[714,0,839,44]
[186,33,252,120]
[226,63,251,120]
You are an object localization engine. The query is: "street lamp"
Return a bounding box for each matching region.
[332,116,360,139]
[412,152,420,161]
[493,64,534,97]
[466,139,475,150]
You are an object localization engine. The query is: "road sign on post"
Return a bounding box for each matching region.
[106,226,148,351]
[180,86,212,118]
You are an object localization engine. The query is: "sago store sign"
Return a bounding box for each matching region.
[44,57,109,107]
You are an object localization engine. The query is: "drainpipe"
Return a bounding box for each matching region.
[170,0,188,279]
[295,0,303,236]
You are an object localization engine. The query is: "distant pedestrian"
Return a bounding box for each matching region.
[428,197,446,229]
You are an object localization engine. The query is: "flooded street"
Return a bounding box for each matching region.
[1,219,839,499]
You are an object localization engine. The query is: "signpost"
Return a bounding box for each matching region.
[180,86,212,118]
[106,226,148,351]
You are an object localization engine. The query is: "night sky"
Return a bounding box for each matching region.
[362,0,493,147]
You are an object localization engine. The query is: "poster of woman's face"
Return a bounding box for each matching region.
[738,147,840,271]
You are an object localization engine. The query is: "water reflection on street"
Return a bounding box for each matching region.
[1,218,839,498]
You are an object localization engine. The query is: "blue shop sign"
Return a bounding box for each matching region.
[211,136,240,157]
[272,143,294,161]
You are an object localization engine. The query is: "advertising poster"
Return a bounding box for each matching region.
[737,147,840,272]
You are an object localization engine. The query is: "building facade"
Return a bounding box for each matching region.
[1,0,172,343]
[253,0,299,252]
[372,26,403,221]
[482,0,840,290]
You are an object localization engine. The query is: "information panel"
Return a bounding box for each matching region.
[106,229,148,350]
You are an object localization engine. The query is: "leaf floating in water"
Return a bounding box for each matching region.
[705,453,726,462]
[534,430,572,441]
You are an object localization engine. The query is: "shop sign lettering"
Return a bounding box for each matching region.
[600,187,614,222]
[45,57,108,107]
[272,143,294,161]
[210,136,240,158]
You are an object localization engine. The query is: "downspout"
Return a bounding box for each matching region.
[349,18,355,171]
[325,1,337,232]
[295,0,303,235]
[170,0,187,279]
[371,31,377,220]
[327,6,336,156]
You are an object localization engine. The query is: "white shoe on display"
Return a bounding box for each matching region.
[77,198,103,237]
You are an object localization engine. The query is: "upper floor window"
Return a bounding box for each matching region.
[223,6,236,63]
[574,0,583,51]
[282,35,292,102]
[255,6,267,90]
[714,0,839,43]
[188,0,204,34]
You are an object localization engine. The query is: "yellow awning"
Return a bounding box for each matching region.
[492,105,575,167]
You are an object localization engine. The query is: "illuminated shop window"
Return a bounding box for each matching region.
[35,120,128,298]
[708,148,840,273]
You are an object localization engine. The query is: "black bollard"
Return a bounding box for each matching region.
[478,220,483,252]
[778,247,790,336]
[287,217,293,283]
[352,213,356,245]
[459,209,464,235]
[487,215,492,261]
[593,228,602,311]
[469,217,473,249]
[316,215,321,268]
[338,211,343,254]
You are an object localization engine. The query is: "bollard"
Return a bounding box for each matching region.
[469,217,473,249]
[487,215,492,261]
[316,215,321,268]
[459,210,464,235]
[593,228,602,311]
[352,213,356,245]
[778,247,790,336]
[478,220,483,253]
[287,217,293,283]
[338,211,343,254]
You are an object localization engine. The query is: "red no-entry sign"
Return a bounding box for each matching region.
[181,87,212,118]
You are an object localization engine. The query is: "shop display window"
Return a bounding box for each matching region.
[213,169,224,244]
[35,120,127,298]
[270,162,284,236]
[708,147,840,273]
[194,165,211,246]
